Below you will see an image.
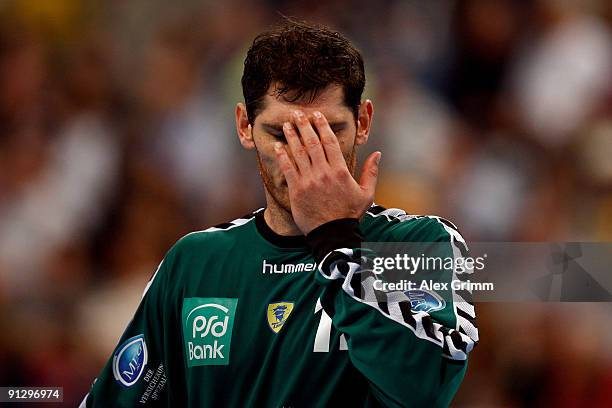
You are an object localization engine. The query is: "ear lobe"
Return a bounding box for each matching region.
[242,125,256,150]
[236,103,256,150]
[356,99,373,146]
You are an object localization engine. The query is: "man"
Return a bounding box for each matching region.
[81,19,478,407]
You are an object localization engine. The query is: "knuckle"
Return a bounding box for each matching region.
[321,137,336,146]
[294,147,307,158]
[305,138,320,149]
[304,178,317,190]
[334,167,349,179]
[295,182,308,194]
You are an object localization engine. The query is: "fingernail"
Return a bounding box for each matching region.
[376,152,382,164]
[274,142,282,151]
[283,122,291,130]
[294,110,304,120]
[313,111,322,120]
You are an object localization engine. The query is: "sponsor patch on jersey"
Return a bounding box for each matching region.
[262,260,317,274]
[113,334,148,387]
[404,289,446,313]
[182,297,238,367]
[267,302,294,333]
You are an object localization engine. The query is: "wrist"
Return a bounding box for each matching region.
[305,218,363,263]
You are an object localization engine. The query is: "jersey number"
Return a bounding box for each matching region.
[313,298,347,352]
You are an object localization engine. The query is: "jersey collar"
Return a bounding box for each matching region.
[255,209,307,249]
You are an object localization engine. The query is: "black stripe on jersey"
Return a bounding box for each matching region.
[453,238,469,257]
[375,291,389,315]
[443,337,451,356]
[367,205,387,215]
[320,257,337,278]
[456,307,477,324]
[450,330,468,353]
[458,326,470,337]
[320,251,352,278]
[439,217,459,232]
[212,222,235,230]
[336,260,351,276]
[360,270,378,282]
[455,290,474,305]
[421,315,438,341]
[349,271,363,297]
[398,301,417,329]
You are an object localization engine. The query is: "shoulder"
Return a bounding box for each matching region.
[171,210,260,257]
[142,210,260,297]
[360,204,466,246]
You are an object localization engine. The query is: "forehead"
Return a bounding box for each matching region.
[257,84,352,123]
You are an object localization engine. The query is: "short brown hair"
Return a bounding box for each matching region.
[241,18,365,124]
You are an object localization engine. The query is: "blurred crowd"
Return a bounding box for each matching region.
[0,0,611,406]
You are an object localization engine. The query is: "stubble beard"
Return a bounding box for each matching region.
[256,143,357,214]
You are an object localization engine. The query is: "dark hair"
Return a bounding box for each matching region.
[241,18,365,124]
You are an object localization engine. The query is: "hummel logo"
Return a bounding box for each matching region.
[262,260,317,274]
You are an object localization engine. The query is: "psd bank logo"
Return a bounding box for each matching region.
[113,334,148,387]
[181,297,238,367]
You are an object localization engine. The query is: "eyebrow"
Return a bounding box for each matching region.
[261,121,349,134]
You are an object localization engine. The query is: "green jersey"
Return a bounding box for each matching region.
[80,205,478,407]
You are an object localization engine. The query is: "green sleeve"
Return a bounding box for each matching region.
[307,218,478,408]
[80,258,174,407]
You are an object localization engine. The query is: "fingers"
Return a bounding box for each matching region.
[358,151,381,199]
[312,111,345,168]
[283,121,310,174]
[274,142,298,186]
[291,110,328,168]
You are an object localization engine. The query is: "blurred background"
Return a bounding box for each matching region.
[0,0,611,406]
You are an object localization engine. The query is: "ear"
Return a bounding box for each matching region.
[355,99,373,146]
[236,102,255,150]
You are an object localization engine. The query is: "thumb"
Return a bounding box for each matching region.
[359,151,381,197]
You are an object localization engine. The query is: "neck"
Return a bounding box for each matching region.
[263,192,302,237]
